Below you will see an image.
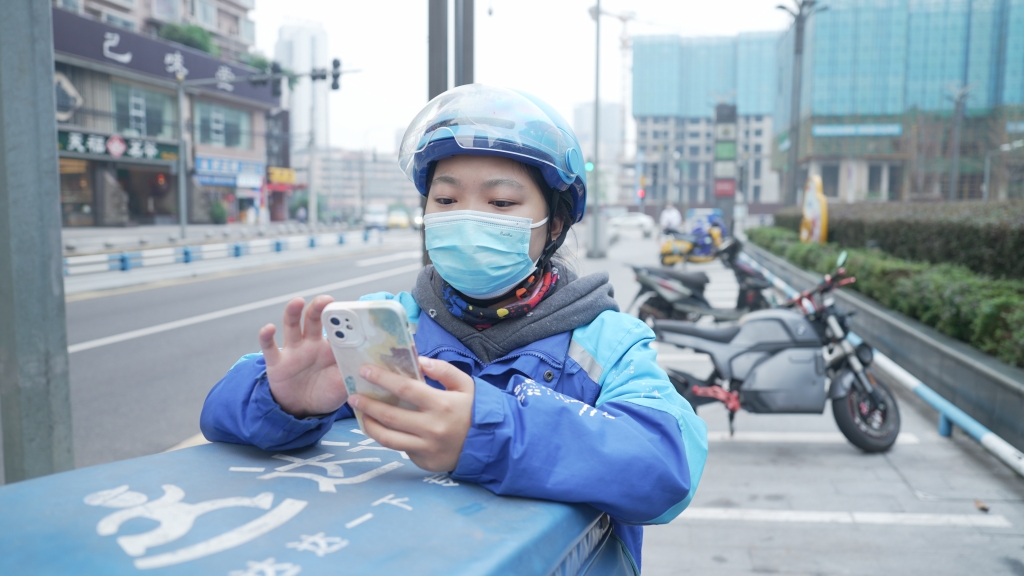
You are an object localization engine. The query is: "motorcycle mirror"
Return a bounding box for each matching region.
[836,251,848,268]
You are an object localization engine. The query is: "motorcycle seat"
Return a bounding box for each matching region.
[654,320,741,343]
[657,269,710,288]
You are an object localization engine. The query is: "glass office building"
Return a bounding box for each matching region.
[774,0,1024,200]
[633,32,782,205]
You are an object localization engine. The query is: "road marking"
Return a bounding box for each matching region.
[356,250,421,267]
[707,431,920,444]
[68,263,421,354]
[320,440,350,446]
[345,513,374,529]
[229,467,266,473]
[676,507,1011,528]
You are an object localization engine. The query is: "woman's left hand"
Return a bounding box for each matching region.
[349,357,474,472]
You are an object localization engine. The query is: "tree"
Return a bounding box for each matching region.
[158,24,218,56]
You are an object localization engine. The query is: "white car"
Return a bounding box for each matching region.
[609,211,656,238]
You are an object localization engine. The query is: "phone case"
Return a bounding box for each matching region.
[321,300,422,432]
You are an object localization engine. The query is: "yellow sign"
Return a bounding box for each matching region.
[799,175,828,244]
[267,166,296,184]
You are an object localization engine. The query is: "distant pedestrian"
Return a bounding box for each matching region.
[659,204,683,240]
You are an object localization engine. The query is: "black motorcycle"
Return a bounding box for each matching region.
[654,252,901,453]
[631,238,773,324]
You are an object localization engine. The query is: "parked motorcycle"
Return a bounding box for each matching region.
[653,251,901,452]
[659,217,726,266]
[632,238,774,324]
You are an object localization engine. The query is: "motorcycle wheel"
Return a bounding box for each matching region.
[832,369,901,453]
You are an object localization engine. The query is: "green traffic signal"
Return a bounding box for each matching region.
[584,161,594,172]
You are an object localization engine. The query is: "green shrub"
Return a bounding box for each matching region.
[773,206,802,233]
[209,201,227,224]
[158,24,218,55]
[813,200,1024,280]
[746,227,1024,369]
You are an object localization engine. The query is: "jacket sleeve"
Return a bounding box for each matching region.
[200,353,353,451]
[450,311,708,524]
[200,292,422,451]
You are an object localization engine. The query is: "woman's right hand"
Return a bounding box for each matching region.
[259,295,349,418]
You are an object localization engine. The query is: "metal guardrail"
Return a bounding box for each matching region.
[62,232,368,276]
[737,246,1024,478]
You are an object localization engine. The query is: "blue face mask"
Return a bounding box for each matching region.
[424,210,548,300]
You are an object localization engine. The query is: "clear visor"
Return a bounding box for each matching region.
[398,85,580,186]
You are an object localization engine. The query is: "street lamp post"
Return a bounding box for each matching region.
[983,139,1024,200]
[777,1,827,206]
[176,77,188,240]
[947,84,971,201]
[587,0,605,259]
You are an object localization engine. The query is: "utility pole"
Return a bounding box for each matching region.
[176,79,188,239]
[454,0,474,86]
[587,0,606,258]
[777,1,827,206]
[0,0,75,482]
[947,84,970,201]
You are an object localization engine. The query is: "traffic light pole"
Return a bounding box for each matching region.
[0,0,74,483]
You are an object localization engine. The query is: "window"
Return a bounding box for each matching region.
[822,165,840,197]
[639,131,647,139]
[754,144,762,153]
[152,0,179,20]
[868,165,883,196]
[195,102,251,148]
[755,129,763,136]
[888,165,903,200]
[745,130,750,138]
[688,132,699,139]
[744,144,749,152]
[755,115,763,122]
[101,11,135,30]
[689,118,700,124]
[689,146,699,157]
[705,146,711,153]
[56,0,82,12]
[194,0,217,29]
[706,132,712,139]
[754,160,762,179]
[112,83,175,139]
[688,163,699,180]
[753,185,762,203]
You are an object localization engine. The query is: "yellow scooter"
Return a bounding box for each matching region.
[660,224,724,266]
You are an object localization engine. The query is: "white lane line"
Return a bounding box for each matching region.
[356,250,421,267]
[163,433,211,452]
[229,467,266,473]
[320,440,350,446]
[676,507,1011,527]
[707,431,920,444]
[68,263,421,354]
[345,513,373,529]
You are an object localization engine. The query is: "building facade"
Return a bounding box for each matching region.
[294,148,421,223]
[632,32,782,207]
[774,0,1024,201]
[53,0,256,63]
[52,6,277,227]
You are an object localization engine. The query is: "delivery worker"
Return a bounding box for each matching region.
[200,84,708,573]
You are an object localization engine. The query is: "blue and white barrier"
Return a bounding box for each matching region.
[738,250,1024,477]
[64,232,352,277]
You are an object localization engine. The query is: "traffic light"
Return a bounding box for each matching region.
[637,188,646,199]
[271,62,282,97]
[584,161,594,172]
[331,58,341,90]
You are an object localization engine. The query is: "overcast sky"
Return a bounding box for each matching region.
[252,0,792,153]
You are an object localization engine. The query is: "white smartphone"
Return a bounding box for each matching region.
[321,300,422,431]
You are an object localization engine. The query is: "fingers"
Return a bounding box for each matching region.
[258,324,281,365]
[281,297,306,346]
[419,357,474,393]
[360,365,435,408]
[303,295,335,342]
[350,394,429,435]
[360,413,427,453]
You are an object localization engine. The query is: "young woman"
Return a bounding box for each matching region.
[201,84,708,572]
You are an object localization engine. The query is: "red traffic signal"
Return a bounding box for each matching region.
[637,188,646,199]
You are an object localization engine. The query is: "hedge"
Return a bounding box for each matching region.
[771,201,1024,280]
[746,226,1024,369]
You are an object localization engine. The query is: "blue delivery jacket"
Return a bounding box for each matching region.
[201,291,708,573]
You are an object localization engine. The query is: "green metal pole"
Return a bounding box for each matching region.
[0,0,74,483]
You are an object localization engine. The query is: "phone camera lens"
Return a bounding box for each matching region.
[334,330,345,339]
[330,318,341,326]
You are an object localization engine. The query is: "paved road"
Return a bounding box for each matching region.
[62,225,1024,574]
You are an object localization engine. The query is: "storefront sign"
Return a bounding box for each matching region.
[714,179,736,198]
[812,124,903,137]
[267,167,296,185]
[52,8,276,106]
[196,155,265,189]
[58,129,178,162]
